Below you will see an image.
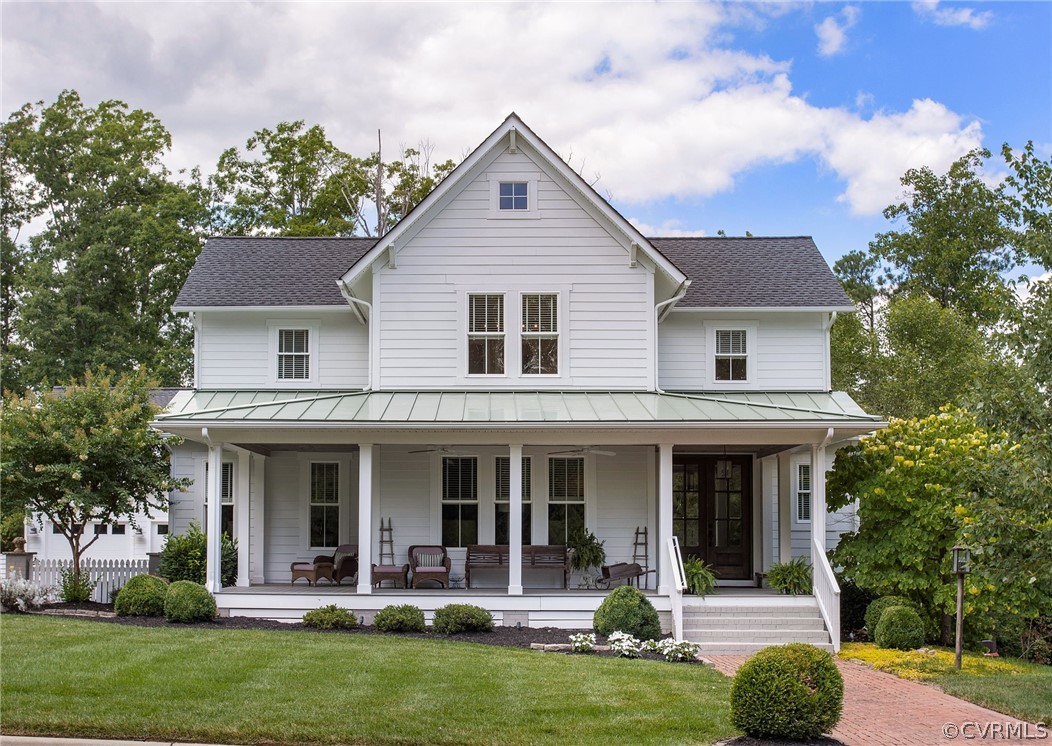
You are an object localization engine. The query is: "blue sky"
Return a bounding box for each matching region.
[3,1,1049,271]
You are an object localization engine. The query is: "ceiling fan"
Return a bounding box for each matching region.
[408,445,464,454]
[550,446,617,457]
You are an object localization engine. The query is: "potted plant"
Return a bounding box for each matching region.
[567,529,606,588]
[682,555,718,596]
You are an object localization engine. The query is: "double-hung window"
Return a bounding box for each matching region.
[309,462,339,548]
[441,457,479,548]
[277,329,310,380]
[495,456,532,545]
[714,329,748,382]
[204,461,235,538]
[522,293,558,375]
[796,463,812,523]
[468,294,505,375]
[547,457,585,544]
[499,181,528,211]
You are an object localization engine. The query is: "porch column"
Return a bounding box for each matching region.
[357,444,373,595]
[235,451,251,587]
[508,444,523,595]
[810,443,828,553]
[778,453,792,563]
[205,443,224,593]
[657,443,674,595]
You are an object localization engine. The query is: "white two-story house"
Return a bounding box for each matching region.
[155,114,883,652]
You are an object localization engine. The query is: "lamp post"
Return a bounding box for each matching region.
[952,545,971,671]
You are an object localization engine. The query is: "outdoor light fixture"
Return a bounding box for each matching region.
[952,545,971,575]
[953,545,971,670]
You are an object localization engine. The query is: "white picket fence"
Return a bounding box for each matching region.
[32,558,150,603]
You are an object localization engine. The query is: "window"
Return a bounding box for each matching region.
[277,329,310,380]
[204,461,235,538]
[112,523,126,535]
[309,462,339,548]
[495,456,532,545]
[522,294,558,375]
[796,463,812,523]
[52,523,63,534]
[468,294,505,375]
[94,524,108,536]
[157,524,169,536]
[499,181,528,210]
[714,329,748,381]
[441,457,478,548]
[548,457,585,544]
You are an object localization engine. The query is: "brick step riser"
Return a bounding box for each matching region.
[684,618,827,630]
[696,642,835,655]
[681,607,820,616]
[685,630,831,642]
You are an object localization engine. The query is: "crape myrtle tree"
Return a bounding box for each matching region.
[1,369,190,589]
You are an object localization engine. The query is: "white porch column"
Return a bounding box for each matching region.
[778,453,792,563]
[235,451,251,587]
[205,443,224,593]
[249,454,266,584]
[508,444,523,596]
[811,443,828,553]
[657,443,674,594]
[357,444,374,595]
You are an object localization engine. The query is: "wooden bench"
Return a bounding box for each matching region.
[465,544,570,589]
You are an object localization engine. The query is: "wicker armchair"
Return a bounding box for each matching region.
[408,545,451,588]
[297,544,358,585]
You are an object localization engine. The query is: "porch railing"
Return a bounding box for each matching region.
[667,536,687,640]
[811,537,841,653]
[33,558,150,604]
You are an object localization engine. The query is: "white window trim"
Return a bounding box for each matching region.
[487,172,541,219]
[546,455,587,544]
[306,459,342,551]
[520,291,562,377]
[705,322,757,388]
[267,319,320,387]
[465,292,508,378]
[440,455,480,548]
[792,457,812,525]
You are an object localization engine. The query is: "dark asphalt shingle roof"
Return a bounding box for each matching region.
[174,235,851,310]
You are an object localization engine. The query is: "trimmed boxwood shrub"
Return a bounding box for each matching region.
[374,604,426,633]
[158,522,238,588]
[593,586,662,641]
[163,580,217,623]
[874,605,927,650]
[303,604,359,630]
[432,604,494,634]
[113,573,169,617]
[731,643,844,740]
[865,595,913,633]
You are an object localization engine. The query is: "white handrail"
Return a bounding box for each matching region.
[667,536,686,639]
[812,537,841,653]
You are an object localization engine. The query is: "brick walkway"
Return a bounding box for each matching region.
[707,656,1046,745]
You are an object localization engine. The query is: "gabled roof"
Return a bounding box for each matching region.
[337,113,688,293]
[651,237,854,310]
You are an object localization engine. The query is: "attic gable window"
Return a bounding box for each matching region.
[714,329,748,382]
[278,329,310,380]
[499,182,528,210]
[468,294,505,375]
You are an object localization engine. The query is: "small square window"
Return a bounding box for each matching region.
[112,524,127,535]
[499,182,528,210]
[157,524,169,536]
[94,524,108,535]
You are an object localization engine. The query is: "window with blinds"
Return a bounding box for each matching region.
[548,457,584,544]
[714,329,748,381]
[796,463,812,522]
[442,457,478,547]
[522,293,558,375]
[277,329,310,380]
[495,456,532,545]
[204,461,236,537]
[468,294,505,374]
[310,462,339,548]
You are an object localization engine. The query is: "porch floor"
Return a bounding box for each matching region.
[219,583,781,597]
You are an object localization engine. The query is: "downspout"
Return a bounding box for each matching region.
[653,280,691,393]
[337,280,374,391]
[823,312,837,392]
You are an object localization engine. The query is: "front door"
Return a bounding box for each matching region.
[672,455,752,580]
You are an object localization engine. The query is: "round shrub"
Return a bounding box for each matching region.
[303,604,359,630]
[158,522,238,588]
[374,604,426,633]
[432,604,494,634]
[865,595,913,633]
[163,580,217,623]
[113,573,169,617]
[874,605,927,650]
[731,643,844,740]
[593,586,662,641]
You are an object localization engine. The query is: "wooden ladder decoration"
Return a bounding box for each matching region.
[378,517,395,566]
[632,526,649,588]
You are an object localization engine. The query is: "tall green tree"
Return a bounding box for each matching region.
[1001,141,1052,269]
[2,91,208,388]
[1,368,190,587]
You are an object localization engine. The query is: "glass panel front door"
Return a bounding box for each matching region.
[672,455,752,580]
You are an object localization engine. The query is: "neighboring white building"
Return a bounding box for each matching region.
[23,512,169,562]
[154,114,883,650]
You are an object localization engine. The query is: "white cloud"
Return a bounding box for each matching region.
[0,2,984,217]
[815,6,860,57]
[912,1,992,29]
[628,219,707,238]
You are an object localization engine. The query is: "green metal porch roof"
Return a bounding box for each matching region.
[156,390,881,425]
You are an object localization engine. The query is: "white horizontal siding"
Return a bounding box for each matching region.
[264,453,301,582]
[197,311,368,389]
[595,448,651,567]
[376,148,653,390]
[658,312,827,391]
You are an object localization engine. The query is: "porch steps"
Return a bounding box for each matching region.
[681,597,834,655]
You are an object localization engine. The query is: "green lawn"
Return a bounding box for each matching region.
[1,615,737,746]
[840,643,1052,725]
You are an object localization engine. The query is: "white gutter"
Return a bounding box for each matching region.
[823,312,838,391]
[337,280,374,391]
[653,280,692,393]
